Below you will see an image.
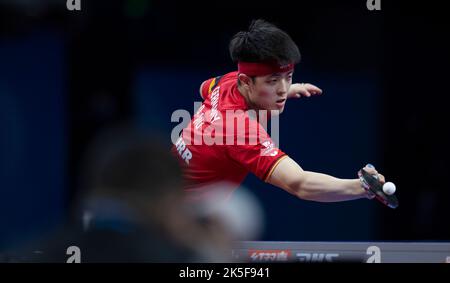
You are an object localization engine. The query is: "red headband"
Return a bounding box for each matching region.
[238,62,294,76]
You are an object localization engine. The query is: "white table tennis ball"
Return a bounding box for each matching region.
[382,182,396,195]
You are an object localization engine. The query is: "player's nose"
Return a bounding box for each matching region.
[277,80,289,96]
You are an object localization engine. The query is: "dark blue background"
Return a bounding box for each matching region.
[0,31,66,249]
[0,0,449,249]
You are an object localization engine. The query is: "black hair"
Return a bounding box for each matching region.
[229,19,301,65]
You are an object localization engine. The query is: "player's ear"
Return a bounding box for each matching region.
[238,73,253,89]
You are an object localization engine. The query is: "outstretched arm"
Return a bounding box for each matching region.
[267,157,384,202]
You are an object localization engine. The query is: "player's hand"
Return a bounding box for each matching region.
[359,163,385,199]
[287,83,323,99]
[363,163,385,184]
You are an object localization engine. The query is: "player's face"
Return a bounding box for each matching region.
[248,71,293,114]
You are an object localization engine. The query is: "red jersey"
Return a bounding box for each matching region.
[172,71,287,201]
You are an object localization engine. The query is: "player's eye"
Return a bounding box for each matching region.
[286,73,293,80]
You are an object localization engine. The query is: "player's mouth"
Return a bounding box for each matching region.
[276,98,286,107]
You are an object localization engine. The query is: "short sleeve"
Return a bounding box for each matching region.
[226,119,287,182]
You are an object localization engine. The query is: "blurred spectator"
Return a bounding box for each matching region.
[7,126,233,262]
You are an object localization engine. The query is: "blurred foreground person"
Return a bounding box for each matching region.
[14,128,234,262]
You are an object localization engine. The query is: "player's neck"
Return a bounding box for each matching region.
[237,85,274,121]
[237,84,256,110]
